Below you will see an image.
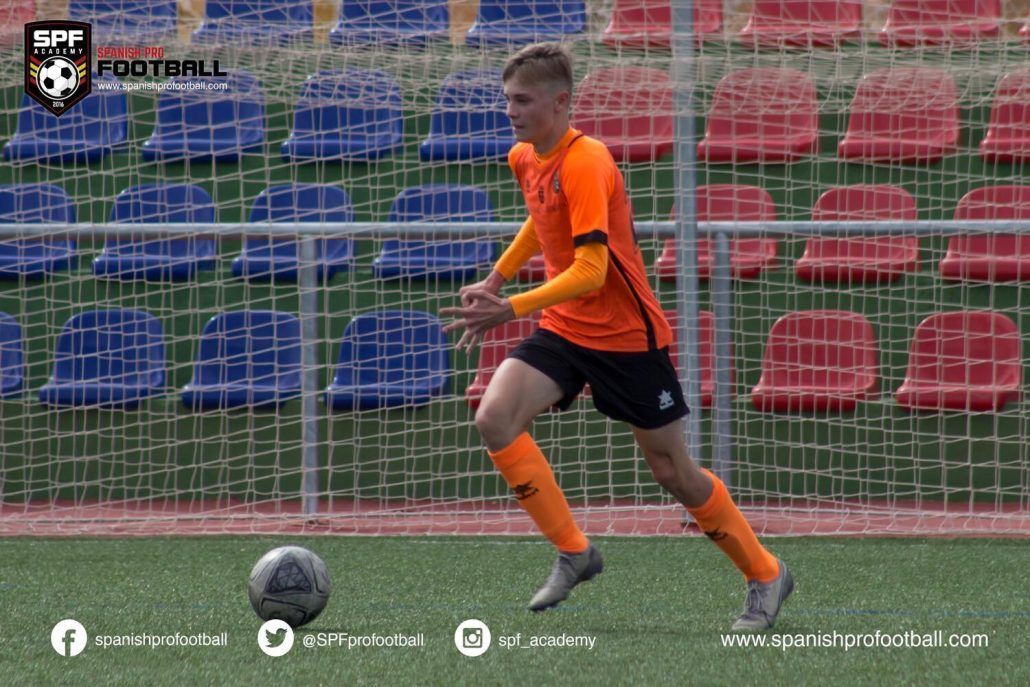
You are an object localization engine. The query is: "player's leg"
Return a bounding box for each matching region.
[475,344,602,612]
[631,420,793,631]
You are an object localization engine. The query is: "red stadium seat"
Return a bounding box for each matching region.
[751,310,879,413]
[739,0,862,48]
[0,1,34,46]
[795,185,920,284]
[698,68,819,164]
[656,185,779,281]
[939,186,1030,282]
[879,0,1001,47]
[573,67,673,163]
[601,0,722,49]
[979,70,1030,164]
[516,253,547,282]
[465,313,541,409]
[895,311,1021,412]
[664,309,734,408]
[838,67,958,164]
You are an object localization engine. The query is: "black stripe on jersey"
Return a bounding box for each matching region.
[573,230,608,247]
[607,251,658,351]
[568,133,586,148]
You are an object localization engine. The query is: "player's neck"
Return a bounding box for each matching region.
[532,125,573,159]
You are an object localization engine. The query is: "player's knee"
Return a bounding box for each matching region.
[474,402,517,449]
[648,459,679,492]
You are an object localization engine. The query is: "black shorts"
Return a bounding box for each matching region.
[507,328,690,429]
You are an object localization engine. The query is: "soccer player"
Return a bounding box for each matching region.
[440,44,793,631]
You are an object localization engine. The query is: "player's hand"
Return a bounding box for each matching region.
[457,273,504,306]
[440,291,516,353]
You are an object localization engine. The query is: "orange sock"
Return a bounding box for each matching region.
[488,432,589,554]
[687,469,779,583]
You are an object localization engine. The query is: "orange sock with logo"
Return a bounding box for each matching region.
[488,432,589,554]
[687,469,779,583]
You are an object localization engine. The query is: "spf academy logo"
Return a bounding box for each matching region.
[25,21,91,117]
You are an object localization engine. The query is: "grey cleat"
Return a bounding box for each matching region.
[528,545,604,612]
[731,559,794,631]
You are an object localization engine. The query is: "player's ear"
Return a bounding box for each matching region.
[554,89,570,113]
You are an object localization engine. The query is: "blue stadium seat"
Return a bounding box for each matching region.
[232,184,356,282]
[2,74,127,164]
[329,1,449,47]
[92,184,217,281]
[281,69,404,162]
[141,70,265,162]
[466,0,586,46]
[324,310,450,411]
[38,309,166,408]
[69,1,178,43]
[373,185,496,281]
[419,69,514,162]
[0,313,24,398]
[181,310,302,410]
[0,184,77,279]
[192,0,313,45]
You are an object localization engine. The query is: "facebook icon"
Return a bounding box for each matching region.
[50,619,87,656]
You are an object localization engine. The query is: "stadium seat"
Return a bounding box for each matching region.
[0,184,77,279]
[517,253,547,282]
[572,67,673,163]
[664,309,732,409]
[466,0,586,47]
[656,185,779,281]
[465,313,541,408]
[68,1,177,43]
[281,69,404,162]
[2,74,127,164]
[192,0,313,45]
[141,70,265,163]
[38,309,166,408]
[697,68,819,164]
[0,1,34,46]
[751,310,879,413]
[329,1,449,47]
[601,0,723,49]
[879,0,1001,47]
[0,313,24,398]
[324,310,450,411]
[939,186,1030,281]
[838,67,959,165]
[895,311,1021,412]
[739,0,862,48]
[92,184,217,282]
[979,70,1030,164]
[181,311,302,410]
[232,184,356,282]
[373,185,496,281]
[795,185,920,284]
[419,69,514,162]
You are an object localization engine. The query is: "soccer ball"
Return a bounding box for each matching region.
[248,545,331,628]
[38,57,79,100]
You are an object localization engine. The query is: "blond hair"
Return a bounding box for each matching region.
[502,42,573,96]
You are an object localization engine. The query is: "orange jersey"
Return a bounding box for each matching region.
[507,127,671,353]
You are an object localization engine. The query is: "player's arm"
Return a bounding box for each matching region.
[508,242,607,317]
[473,216,542,296]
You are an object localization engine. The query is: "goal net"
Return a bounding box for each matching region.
[0,0,1026,536]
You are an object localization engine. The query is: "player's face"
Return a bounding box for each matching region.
[503,76,568,150]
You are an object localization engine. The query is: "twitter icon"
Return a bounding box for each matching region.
[258,619,295,657]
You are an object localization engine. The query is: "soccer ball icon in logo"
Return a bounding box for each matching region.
[37,57,79,100]
[248,545,331,628]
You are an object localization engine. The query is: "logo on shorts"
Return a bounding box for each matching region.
[512,480,539,501]
[658,390,674,410]
[25,21,91,117]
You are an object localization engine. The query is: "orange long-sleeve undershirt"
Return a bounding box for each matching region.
[494,217,609,319]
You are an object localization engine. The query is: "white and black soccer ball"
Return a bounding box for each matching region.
[38,57,79,100]
[248,545,331,628]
